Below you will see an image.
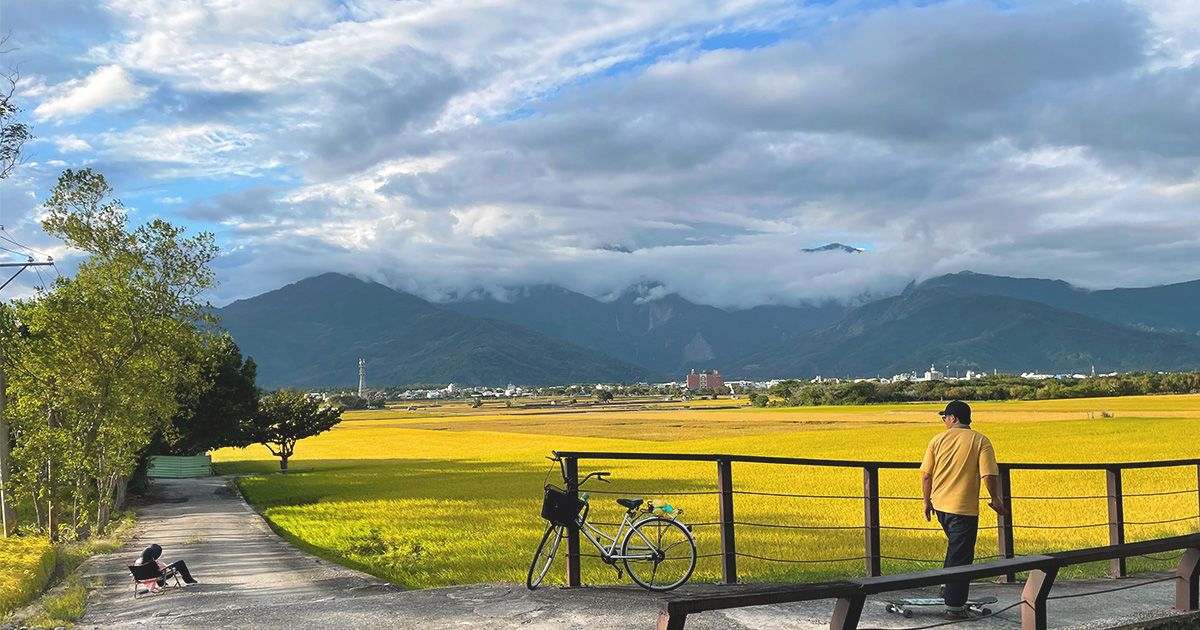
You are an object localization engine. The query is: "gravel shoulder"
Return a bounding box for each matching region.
[74,476,1191,629]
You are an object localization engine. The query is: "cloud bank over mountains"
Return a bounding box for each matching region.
[3,0,1199,308]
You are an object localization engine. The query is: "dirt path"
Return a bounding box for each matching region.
[74,476,1189,629]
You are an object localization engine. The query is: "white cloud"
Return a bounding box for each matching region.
[156,196,184,204]
[52,134,94,153]
[99,123,271,178]
[11,0,1200,309]
[33,65,151,121]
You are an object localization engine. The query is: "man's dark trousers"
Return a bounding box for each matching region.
[935,510,979,608]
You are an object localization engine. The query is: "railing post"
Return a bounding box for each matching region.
[997,466,1016,583]
[863,466,881,577]
[1178,548,1200,612]
[1021,566,1058,630]
[1106,468,1126,578]
[1195,464,1200,523]
[717,458,738,584]
[564,456,581,588]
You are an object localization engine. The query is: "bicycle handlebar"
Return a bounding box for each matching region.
[580,471,611,486]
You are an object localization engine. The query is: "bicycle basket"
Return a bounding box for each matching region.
[541,485,585,527]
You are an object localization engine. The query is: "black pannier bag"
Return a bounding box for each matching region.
[541,484,585,527]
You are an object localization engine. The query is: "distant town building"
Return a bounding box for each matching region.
[920,364,945,382]
[686,369,724,391]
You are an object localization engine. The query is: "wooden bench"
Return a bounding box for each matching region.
[658,534,1200,630]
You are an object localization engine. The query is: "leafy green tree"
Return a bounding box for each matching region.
[4,168,215,536]
[328,393,368,410]
[245,390,342,471]
[595,389,614,403]
[162,334,258,455]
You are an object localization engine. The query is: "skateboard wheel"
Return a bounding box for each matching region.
[903,610,913,618]
[885,605,896,613]
[981,608,991,615]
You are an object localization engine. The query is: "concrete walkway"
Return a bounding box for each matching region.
[74,477,1191,629]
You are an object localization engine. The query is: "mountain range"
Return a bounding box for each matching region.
[216,270,1200,388]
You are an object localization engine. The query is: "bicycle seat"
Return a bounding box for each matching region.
[617,498,644,510]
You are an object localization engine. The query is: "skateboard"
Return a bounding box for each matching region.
[883,596,997,618]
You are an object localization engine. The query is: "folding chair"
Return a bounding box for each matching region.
[128,563,181,598]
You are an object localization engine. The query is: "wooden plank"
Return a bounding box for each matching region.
[1048,534,1200,564]
[863,467,881,578]
[1021,567,1058,630]
[1107,468,1126,577]
[663,582,859,616]
[717,459,737,584]
[854,556,1056,594]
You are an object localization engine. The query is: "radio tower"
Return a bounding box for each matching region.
[358,359,366,398]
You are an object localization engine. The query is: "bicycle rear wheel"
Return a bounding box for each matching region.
[527,523,564,589]
[621,517,696,591]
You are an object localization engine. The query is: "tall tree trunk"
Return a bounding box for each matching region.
[280,454,288,471]
[45,459,57,541]
[0,349,15,536]
[112,474,128,512]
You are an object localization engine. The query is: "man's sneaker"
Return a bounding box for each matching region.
[944,608,984,620]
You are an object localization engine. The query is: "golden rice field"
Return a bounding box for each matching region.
[214,395,1200,589]
[0,536,55,616]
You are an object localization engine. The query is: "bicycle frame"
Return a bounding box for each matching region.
[575,507,660,562]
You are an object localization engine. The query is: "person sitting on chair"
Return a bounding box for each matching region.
[133,544,198,593]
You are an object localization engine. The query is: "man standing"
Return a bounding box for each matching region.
[920,400,1006,619]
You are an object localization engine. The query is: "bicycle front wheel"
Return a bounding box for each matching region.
[621,517,696,591]
[527,523,564,590]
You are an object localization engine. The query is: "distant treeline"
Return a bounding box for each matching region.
[757,372,1200,407]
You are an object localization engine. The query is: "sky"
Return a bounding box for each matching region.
[1,0,1199,309]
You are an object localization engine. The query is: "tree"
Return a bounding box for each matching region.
[0,40,33,180]
[161,334,258,455]
[5,168,215,536]
[244,390,342,471]
[595,389,614,403]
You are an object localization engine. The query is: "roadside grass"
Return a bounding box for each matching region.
[215,396,1200,589]
[1,511,137,628]
[0,536,56,618]
[21,576,88,629]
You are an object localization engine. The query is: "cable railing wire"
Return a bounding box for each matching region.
[734,521,865,531]
[735,551,862,564]
[881,553,1003,563]
[584,489,722,496]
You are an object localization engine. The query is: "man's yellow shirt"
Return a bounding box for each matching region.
[920,424,1000,517]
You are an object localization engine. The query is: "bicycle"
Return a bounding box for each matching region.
[528,456,698,591]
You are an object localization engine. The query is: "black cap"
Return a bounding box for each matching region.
[938,400,971,423]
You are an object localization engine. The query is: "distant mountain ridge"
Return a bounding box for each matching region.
[736,280,1200,378]
[216,274,656,388]
[443,284,847,375]
[217,271,1200,387]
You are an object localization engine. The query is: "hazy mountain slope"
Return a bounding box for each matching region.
[217,274,657,388]
[444,285,846,375]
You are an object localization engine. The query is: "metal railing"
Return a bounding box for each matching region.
[551,450,1200,587]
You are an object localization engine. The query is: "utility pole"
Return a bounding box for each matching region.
[0,260,54,536]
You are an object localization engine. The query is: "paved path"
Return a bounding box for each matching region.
[75,477,1191,629]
